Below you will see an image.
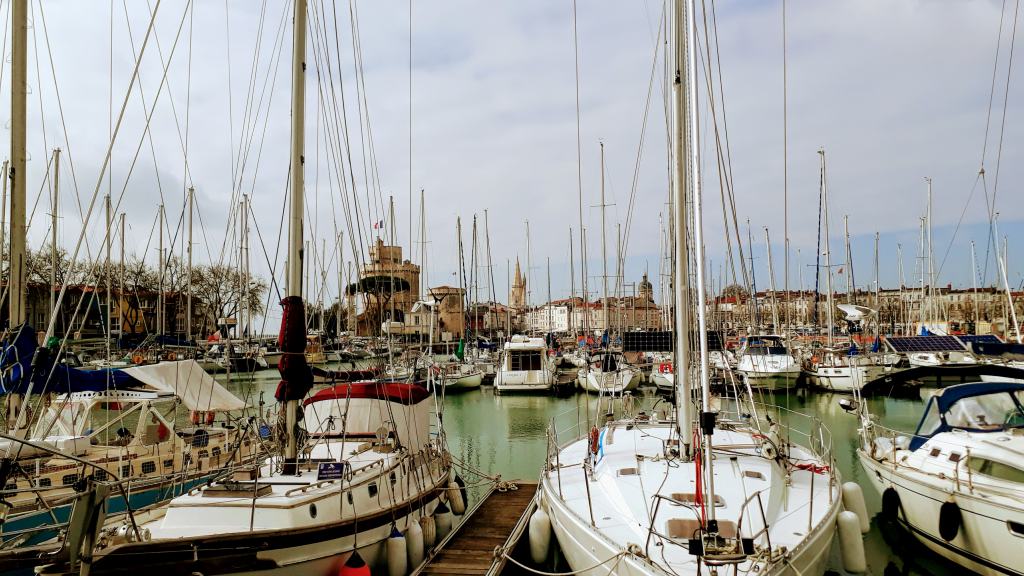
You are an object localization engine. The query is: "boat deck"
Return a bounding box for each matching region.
[414,481,537,576]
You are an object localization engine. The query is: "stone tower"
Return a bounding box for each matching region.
[510,258,527,310]
[639,272,654,301]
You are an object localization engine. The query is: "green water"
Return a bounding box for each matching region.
[218,370,957,576]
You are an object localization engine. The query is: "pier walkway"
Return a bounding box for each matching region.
[415,480,538,576]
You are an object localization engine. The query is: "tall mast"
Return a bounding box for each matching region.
[843,215,852,304]
[546,257,552,332]
[7,0,26,433]
[484,210,496,337]
[106,195,113,357]
[525,219,532,309]
[157,203,164,338]
[337,232,343,337]
[926,177,934,324]
[680,0,716,518]
[50,149,60,329]
[764,227,779,332]
[283,0,307,472]
[970,240,979,328]
[819,149,834,348]
[120,213,125,341]
[186,186,194,341]
[599,142,609,339]
[568,228,575,335]
[671,0,693,460]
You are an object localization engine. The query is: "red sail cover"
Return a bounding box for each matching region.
[275,296,314,402]
[303,382,431,407]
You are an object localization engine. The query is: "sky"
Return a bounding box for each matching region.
[5,0,1023,330]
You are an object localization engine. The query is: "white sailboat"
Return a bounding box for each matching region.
[855,381,1024,576]
[534,3,848,574]
[735,335,801,389]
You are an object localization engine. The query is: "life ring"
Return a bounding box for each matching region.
[589,426,600,455]
[166,352,177,361]
[132,354,144,365]
[938,500,961,541]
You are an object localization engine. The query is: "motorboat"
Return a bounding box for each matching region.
[494,335,555,394]
[735,335,800,390]
[577,351,640,395]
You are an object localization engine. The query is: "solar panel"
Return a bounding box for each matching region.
[958,334,1004,345]
[622,330,724,352]
[886,335,966,353]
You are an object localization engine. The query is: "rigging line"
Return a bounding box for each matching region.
[351,0,387,231]
[0,0,8,99]
[935,172,984,286]
[224,0,238,196]
[981,0,1009,167]
[782,0,789,327]
[229,0,271,190]
[348,0,383,242]
[572,0,587,319]
[122,0,169,212]
[989,0,1020,237]
[183,0,194,213]
[219,0,289,267]
[619,0,666,276]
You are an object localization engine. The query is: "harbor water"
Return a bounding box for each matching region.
[219,368,960,576]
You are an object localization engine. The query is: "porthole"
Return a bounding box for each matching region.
[309,503,318,518]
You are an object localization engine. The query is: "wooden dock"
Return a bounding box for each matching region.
[414,481,538,576]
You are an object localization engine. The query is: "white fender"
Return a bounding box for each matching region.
[838,511,867,573]
[435,501,453,540]
[528,508,552,564]
[386,527,407,576]
[420,515,437,548]
[406,519,425,569]
[841,482,870,534]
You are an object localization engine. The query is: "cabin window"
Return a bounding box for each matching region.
[62,474,79,486]
[368,482,378,498]
[121,465,131,477]
[509,351,542,371]
[948,452,961,463]
[946,393,1022,430]
[346,491,354,505]
[37,478,51,488]
[929,448,941,457]
[212,447,222,458]
[1009,520,1024,537]
[198,450,209,460]
[163,459,174,468]
[94,470,108,481]
[141,461,156,474]
[917,401,942,436]
[968,457,1024,483]
[4,482,17,490]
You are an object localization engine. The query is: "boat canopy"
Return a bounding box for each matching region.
[304,382,430,407]
[119,360,246,412]
[910,381,1024,450]
[0,324,135,395]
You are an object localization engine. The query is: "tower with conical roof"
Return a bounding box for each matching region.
[510,257,527,310]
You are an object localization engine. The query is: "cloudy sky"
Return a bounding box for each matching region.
[9,0,1023,328]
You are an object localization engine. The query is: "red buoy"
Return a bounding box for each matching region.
[338,550,371,576]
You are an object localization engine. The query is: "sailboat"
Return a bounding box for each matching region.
[35,3,453,574]
[536,2,846,574]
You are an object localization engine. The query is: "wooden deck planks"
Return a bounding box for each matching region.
[418,482,537,576]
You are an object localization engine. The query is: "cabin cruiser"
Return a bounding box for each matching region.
[494,335,555,394]
[856,381,1024,576]
[735,335,800,390]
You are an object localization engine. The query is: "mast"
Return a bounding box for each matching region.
[105,195,113,358]
[186,186,194,342]
[7,0,26,433]
[925,177,934,324]
[764,227,779,332]
[525,219,532,310]
[50,149,60,329]
[337,232,343,337]
[484,210,496,338]
[546,257,552,333]
[671,0,693,460]
[819,149,834,348]
[600,142,609,340]
[843,215,851,304]
[157,203,164,338]
[569,228,575,335]
[283,0,307,473]
[680,0,717,519]
[119,213,125,341]
[970,240,979,328]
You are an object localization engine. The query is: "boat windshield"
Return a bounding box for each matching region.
[945,390,1024,430]
[746,342,787,356]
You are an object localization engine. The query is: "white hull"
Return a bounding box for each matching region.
[860,452,1024,576]
[444,370,483,390]
[541,421,840,576]
[494,368,554,393]
[577,368,640,395]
